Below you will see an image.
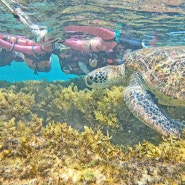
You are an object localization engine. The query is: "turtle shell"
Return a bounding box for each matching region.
[125,46,185,106]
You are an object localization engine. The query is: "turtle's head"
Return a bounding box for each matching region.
[85,65,125,89]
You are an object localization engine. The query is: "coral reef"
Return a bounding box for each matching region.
[0,80,185,184]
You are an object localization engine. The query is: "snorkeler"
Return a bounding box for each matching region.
[0,23,148,55]
[0,45,52,74]
[0,48,24,67]
[0,32,53,73]
[53,25,148,75]
[0,34,53,55]
[23,52,52,74]
[0,24,153,74]
[63,25,147,52]
[53,45,110,75]
[0,33,52,73]
[53,44,132,75]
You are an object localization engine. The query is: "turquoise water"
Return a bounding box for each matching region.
[0,54,77,82]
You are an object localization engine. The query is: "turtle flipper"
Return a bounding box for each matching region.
[123,83,182,138]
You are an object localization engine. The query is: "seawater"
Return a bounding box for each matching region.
[0,54,77,82]
[0,1,185,184]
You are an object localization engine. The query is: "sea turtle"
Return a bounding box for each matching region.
[85,46,185,138]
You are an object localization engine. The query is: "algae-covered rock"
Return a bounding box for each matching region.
[0,80,185,184]
[0,90,34,121]
[0,80,163,145]
[1,80,185,145]
[0,116,185,184]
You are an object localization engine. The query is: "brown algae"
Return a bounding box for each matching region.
[0,80,185,184]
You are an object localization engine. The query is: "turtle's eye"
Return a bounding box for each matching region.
[85,75,95,87]
[86,77,93,86]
